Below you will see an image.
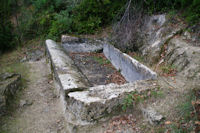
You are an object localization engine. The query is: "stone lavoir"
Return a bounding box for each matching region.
[46,35,157,132]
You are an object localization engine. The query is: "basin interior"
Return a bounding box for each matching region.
[68,52,126,86]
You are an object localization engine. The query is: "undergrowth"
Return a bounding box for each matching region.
[1,0,199,52]
[93,56,110,65]
[122,87,164,111]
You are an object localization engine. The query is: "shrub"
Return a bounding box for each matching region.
[0,0,15,52]
[48,10,73,40]
[0,22,15,51]
[72,0,126,34]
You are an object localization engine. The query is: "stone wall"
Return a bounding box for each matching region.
[103,43,157,82]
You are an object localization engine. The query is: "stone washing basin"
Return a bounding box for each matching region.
[45,36,157,127]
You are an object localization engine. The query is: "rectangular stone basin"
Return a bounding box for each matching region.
[46,38,157,127]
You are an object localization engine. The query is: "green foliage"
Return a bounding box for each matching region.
[1,0,199,50]
[93,56,110,65]
[72,0,126,34]
[161,64,176,74]
[150,89,164,98]
[122,92,145,111]
[122,87,164,111]
[0,22,15,51]
[143,0,200,23]
[0,0,15,52]
[48,10,72,40]
[183,0,200,24]
[32,0,69,13]
[132,54,144,62]
[122,93,134,111]
[17,8,37,40]
[164,90,198,133]
[177,91,196,122]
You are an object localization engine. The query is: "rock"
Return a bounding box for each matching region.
[0,73,21,116]
[20,57,27,62]
[19,100,26,107]
[28,50,44,61]
[183,31,192,40]
[19,99,33,107]
[61,35,80,44]
[21,49,44,62]
[142,107,164,125]
[165,38,200,82]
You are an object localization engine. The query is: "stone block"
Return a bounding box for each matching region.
[66,80,156,125]
[0,73,21,115]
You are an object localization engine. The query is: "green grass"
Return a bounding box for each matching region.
[93,56,110,65]
[132,54,144,62]
[177,91,197,121]
[160,64,176,74]
[1,63,30,87]
[150,88,164,98]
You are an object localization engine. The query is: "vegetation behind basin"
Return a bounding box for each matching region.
[1,0,200,52]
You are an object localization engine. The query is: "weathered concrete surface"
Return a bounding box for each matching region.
[0,73,21,115]
[62,42,103,53]
[66,80,157,126]
[61,35,80,44]
[45,39,90,94]
[62,35,103,53]
[46,38,158,132]
[104,44,157,82]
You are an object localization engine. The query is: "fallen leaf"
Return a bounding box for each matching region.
[195,121,200,125]
[165,121,172,125]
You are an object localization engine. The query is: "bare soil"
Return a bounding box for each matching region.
[0,59,67,133]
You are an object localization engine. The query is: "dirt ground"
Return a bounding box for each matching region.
[0,59,68,133]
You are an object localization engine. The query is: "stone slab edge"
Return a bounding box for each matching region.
[103,43,157,82]
[66,80,157,126]
[45,39,90,95]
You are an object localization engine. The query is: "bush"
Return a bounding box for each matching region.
[0,22,15,51]
[143,0,200,24]
[183,0,200,24]
[0,0,15,52]
[72,0,126,34]
[48,10,73,40]
[7,0,199,44]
